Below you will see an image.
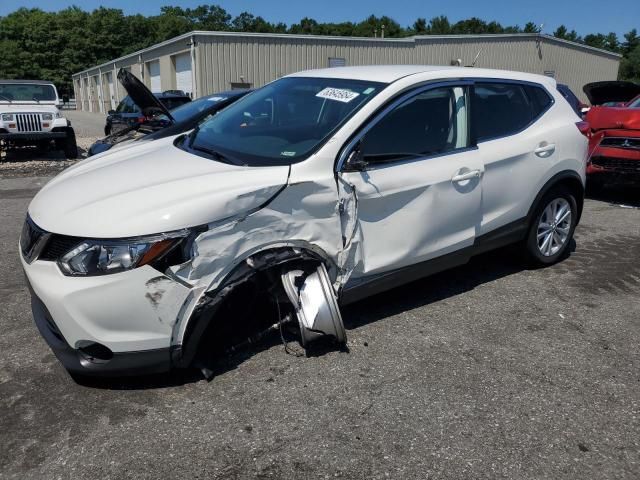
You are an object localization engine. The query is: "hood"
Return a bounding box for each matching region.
[0,104,59,114]
[583,81,640,106]
[117,68,174,122]
[586,106,640,131]
[29,136,290,238]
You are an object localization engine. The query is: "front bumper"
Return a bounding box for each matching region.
[21,252,194,376]
[0,131,67,141]
[28,282,171,376]
[587,146,640,183]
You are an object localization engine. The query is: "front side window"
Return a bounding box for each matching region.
[473,82,550,141]
[360,86,469,164]
[629,96,640,108]
[188,77,384,166]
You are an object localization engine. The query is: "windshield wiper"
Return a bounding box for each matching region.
[190,143,239,165]
[0,94,12,103]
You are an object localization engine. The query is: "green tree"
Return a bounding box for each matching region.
[429,16,451,35]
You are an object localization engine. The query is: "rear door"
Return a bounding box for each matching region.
[472,81,555,235]
[339,83,484,278]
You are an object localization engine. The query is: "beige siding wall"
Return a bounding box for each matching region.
[73,33,621,111]
[196,36,415,94]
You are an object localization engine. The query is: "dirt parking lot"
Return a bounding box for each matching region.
[0,170,639,478]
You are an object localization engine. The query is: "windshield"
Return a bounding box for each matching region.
[188,77,384,166]
[0,83,57,102]
[161,94,235,123]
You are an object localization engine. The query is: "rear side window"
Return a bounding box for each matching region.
[472,82,551,142]
[525,85,553,118]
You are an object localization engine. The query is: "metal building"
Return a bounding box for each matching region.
[72,31,621,113]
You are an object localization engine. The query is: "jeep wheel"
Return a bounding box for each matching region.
[524,186,577,266]
[64,128,78,159]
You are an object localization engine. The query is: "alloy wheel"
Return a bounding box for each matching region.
[536,197,572,257]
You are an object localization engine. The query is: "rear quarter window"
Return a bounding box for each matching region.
[472,82,552,142]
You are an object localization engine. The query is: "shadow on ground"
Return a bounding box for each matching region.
[587,183,640,208]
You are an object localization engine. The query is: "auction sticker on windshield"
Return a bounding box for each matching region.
[316,87,360,103]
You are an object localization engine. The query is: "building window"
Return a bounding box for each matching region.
[328,57,346,68]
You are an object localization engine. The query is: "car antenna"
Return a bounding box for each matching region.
[470,49,482,67]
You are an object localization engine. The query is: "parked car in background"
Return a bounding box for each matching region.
[103,76,191,136]
[583,81,640,190]
[0,80,77,158]
[557,83,588,116]
[89,70,251,156]
[21,66,588,377]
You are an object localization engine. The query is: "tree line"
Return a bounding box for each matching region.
[0,5,638,94]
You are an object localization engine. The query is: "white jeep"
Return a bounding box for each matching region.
[0,80,77,158]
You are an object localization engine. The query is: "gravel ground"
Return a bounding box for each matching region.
[0,110,103,178]
[0,176,638,479]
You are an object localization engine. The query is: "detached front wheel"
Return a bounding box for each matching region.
[525,187,577,266]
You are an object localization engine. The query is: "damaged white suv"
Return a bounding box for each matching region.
[21,66,588,377]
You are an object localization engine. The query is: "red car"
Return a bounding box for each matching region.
[583,81,640,190]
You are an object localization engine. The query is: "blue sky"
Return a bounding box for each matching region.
[1,0,638,37]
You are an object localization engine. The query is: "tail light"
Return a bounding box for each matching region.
[136,116,146,123]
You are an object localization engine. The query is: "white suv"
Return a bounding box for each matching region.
[20,66,588,377]
[0,80,77,158]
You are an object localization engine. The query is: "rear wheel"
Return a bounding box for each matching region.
[524,187,577,266]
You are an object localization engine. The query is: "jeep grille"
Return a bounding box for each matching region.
[15,113,43,132]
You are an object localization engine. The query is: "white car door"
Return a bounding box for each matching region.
[472,81,557,235]
[339,83,484,279]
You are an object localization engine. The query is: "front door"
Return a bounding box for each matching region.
[339,84,483,279]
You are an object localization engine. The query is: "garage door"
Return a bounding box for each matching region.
[105,72,116,110]
[148,60,161,92]
[175,53,192,97]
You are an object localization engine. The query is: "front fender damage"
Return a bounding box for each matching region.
[166,173,362,368]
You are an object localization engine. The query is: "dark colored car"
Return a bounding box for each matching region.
[556,83,588,116]
[89,69,251,156]
[104,89,191,135]
[583,81,640,190]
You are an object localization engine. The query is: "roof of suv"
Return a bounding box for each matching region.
[0,79,55,85]
[286,65,555,87]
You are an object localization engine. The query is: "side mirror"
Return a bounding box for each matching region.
[107,110,115,116]
[345,141,368,172]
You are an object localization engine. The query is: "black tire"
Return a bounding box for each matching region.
[63,128,78,159]
[104,125,111,136]
[524,186,577,266]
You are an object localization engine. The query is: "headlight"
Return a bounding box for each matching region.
[1,114,13,121]
[58,230,190,276]
[42,113,53,121]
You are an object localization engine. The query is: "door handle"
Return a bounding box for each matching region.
[534,143,556,157]
[452,169,481,182]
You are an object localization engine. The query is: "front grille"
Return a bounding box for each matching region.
[591,156,640,173]
[15,113,43,132]
[20,217,49,263]
[599,137,640,150]
[39,235,83,261]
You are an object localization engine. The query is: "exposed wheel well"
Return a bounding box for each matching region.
[173,246,330,369]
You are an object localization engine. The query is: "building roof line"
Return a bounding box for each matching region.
[72,30,621,77]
